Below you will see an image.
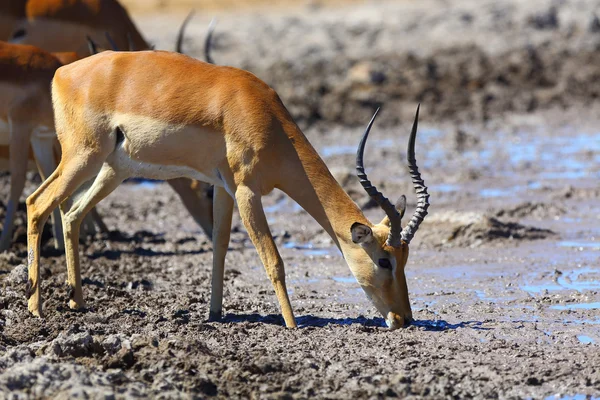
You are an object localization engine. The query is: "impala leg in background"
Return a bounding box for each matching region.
[209,186,234,321]
[235,185,297,328]
[168,178,214,239]
[0,122,31,252]
[89,207,109,233]
[60,163,125,310]
[30,135,65,250]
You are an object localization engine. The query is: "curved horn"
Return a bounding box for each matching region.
[356,108,402,247]
[105,32,119,51]
[401,104,430,244]
[127,32,136,51]
[204,17,217,64]
[176,10,195,54]
[86,35,98,55]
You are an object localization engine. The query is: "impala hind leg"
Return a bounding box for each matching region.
[26,158,105,316]
[209,186,234,321]
[168,178,214,239]
[60,164,125,310]
[0,124,31,252]
[30,136,65,250]
[89,207,109,233]
[235,185,297,328]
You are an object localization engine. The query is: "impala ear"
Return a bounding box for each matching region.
[381,195,407,227]
[351,223,373,244]
[396,195,407,219]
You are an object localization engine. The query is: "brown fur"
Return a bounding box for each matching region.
[26,51,416,329]
[4,0,214,240]
[13,0,146,55]
[0,41,68,252]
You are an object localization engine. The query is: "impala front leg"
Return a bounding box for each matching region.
[235,185,297,328]
[209,186,234,321]
[30,135,65,250]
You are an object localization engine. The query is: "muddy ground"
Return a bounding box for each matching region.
[1,0,600,398]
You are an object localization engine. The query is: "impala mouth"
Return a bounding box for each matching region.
[386,312,404,330]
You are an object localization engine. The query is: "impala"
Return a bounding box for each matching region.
[0,41,106,252]
[9,0,146,56]
[3,0,215,239]
[26,51,429,329]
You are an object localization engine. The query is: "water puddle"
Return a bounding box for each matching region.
[558,241,600,250]
[432,183,460,193]
[126,179,163,189]
[550,302,600,311]
[521,267,600,294]
[545,395,600,400]
[264,196,303,214]
[332,276,356,283]
[577,335,595,345]
[283,241,337,257]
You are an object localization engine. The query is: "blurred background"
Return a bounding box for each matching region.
[124,0,600,127]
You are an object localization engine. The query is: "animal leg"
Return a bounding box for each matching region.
[234,185,296,328]
[30,135,65,250]
[60,163,125,310]
[0,123,31,252]
[168,178,213,239]
[209,186,234,321]
[26,156,105,316]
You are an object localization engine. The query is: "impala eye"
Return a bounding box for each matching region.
[378,258,392,269]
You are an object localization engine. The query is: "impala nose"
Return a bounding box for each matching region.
[386,312,404,330]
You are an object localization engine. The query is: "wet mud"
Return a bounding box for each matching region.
[1,0,600,398]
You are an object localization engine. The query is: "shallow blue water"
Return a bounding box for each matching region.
[550,302,600,311]
[332,276,356,283]
[577,335,595,345]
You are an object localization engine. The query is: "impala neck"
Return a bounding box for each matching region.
[278,120,370,250]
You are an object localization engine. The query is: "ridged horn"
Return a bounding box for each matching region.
[176,10,195,54]
[356,108,402,247]
[105,32,119,51]
[204,17,217,64]
[401,104,430,244]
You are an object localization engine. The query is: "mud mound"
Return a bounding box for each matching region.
[420,211,555,248]
[495,202,566,220]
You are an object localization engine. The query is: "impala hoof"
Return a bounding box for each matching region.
[28,298,42,317]
[208,310,222,321]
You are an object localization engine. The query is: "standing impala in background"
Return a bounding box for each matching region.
[3,0,215,238]
[26,51,430,329]
[0,42,105,252]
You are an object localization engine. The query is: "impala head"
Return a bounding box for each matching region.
[347,105,430,329]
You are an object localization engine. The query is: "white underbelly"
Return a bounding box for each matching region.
[109,145,223,186]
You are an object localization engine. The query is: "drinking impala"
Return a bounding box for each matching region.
[26,51,430,329]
